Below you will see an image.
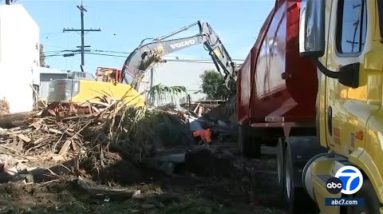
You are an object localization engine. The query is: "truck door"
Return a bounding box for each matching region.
[324,0,381,157]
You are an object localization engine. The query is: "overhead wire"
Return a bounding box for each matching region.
[85,52,127,58]
[44,49,244,63]
[43,49,131,55]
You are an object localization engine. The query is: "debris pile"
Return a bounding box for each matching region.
[0,97,193,184]
[0,93,238,186]
[0,98,286,213]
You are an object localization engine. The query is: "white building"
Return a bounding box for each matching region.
[0,3,40,113]
[141,57,242,105]
[141,58,216,104]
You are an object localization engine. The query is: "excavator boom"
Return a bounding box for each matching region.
[121,21,236,90]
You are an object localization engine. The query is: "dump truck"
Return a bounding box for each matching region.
[238,0,383,213]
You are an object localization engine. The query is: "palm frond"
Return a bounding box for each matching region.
[147,84,187,106]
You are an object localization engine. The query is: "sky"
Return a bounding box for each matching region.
[19,0,275,75]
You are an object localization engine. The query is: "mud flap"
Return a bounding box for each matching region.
[238,125,261,158]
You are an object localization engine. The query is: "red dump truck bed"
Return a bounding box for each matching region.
[237,0,317,127]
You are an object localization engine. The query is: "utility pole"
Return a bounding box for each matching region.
[63,0,101,68]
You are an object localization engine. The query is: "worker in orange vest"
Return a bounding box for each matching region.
[192,128,213,144]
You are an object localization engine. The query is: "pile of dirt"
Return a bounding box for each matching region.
[0,145,285,214]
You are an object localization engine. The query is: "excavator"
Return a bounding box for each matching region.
[47,20,237,106]
[120,21,237,91]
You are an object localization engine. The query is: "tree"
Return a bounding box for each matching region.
[200,70,229,100]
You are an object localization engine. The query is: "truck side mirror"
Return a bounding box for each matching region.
[299,0,325,57]
[300,0,360,88]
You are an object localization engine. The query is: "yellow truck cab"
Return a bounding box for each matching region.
[299,0,383,213]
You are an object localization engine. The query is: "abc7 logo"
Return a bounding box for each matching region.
[326,166,363,195]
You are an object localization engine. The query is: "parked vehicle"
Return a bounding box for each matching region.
[238,0,383,213]
[237,0,318,158]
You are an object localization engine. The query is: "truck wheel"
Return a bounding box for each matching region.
[347,180,380,214]
[276,138,285,189]
[283,137,323,213]
[284,144,307,213]
[284,144,297,213]
[238,126,261,158]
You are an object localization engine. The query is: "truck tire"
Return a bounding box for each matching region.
[346,180,380,214]
[284,144,305,213]
[276,138,285,189]
[238,125,261,158]
[283,138,320,214]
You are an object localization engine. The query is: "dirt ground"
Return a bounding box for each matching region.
[0,143,288,214]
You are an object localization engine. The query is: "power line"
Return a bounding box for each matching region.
[43,49,245,62]
[43,49,131,55]
[45,54,63,57]
[93,50,131,54]
[85,52,127,58]
[63,0,101,68]
[45,51,245,63]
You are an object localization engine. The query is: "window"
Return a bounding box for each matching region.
[378,0,383,40]
[337,0,367,54]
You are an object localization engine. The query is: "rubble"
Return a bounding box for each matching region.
[0,97,196,183]
[0,98,287,213]
[0,94,239,185]
[75,176,158,200]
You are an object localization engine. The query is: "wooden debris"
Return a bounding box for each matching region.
[48,128,63,135]
[0,96,193,185]
[193,103,201,114]
[58,139,72,156]
[76,177,137,199]
[32,137,44,145]
[49,154,65,162]
[0,98,146,162]
[17,134,31,143]
[0,128,7,135]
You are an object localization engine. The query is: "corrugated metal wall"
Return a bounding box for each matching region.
[39,73,67,100]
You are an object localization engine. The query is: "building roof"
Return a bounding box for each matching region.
[38,67,68,74]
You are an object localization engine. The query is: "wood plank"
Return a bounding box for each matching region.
[58,139,72,156]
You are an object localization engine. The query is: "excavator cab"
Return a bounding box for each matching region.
[95,67,123,83]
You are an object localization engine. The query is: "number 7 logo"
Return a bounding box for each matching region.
[335,166,363,195]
